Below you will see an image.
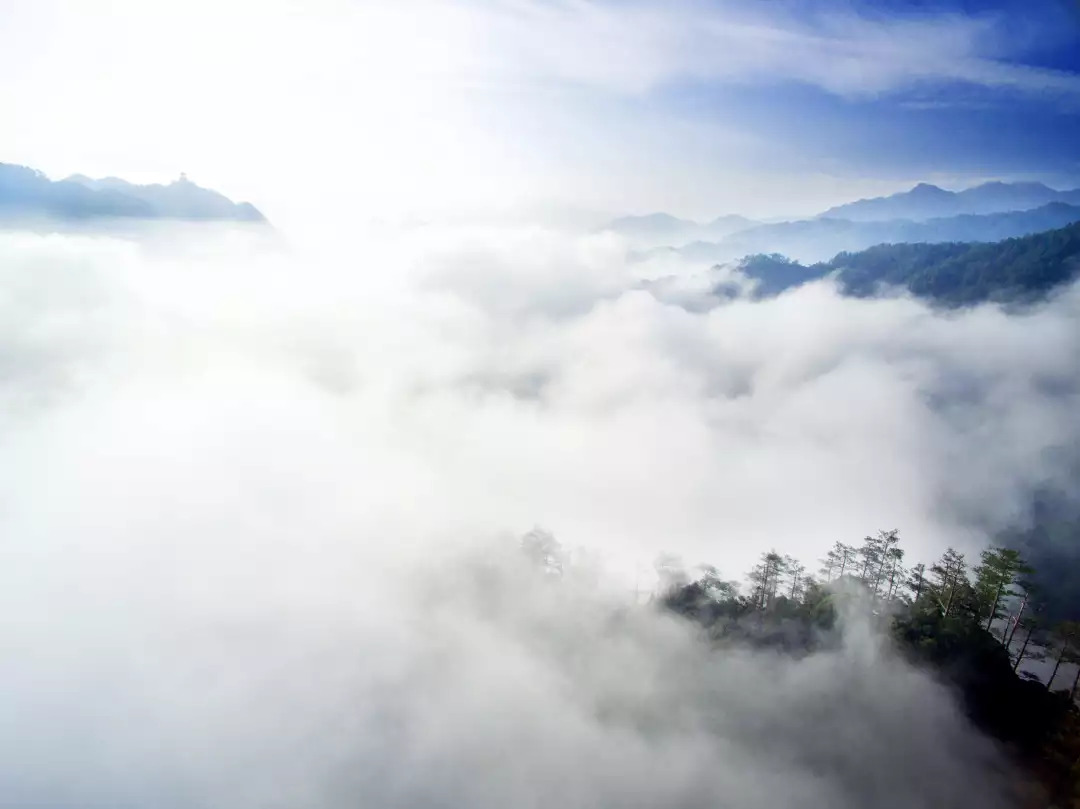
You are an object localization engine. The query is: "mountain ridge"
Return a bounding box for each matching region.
[819,181,1080,222]
[665,202,1080,265]
[604,212,756,246]
[730,220,1080,306]
[0,163,267,224]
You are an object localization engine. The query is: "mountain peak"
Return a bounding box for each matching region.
[909,183,948,196]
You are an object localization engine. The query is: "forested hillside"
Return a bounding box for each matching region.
[697,202,1080,264]
[735,221,1080,306]
[520,528,1080,807]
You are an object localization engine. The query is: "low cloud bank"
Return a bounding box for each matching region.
[0,224,1075,806]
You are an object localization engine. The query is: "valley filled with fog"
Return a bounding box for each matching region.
[2,219,1078,807]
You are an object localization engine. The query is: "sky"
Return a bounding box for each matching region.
[2,0,1079,229]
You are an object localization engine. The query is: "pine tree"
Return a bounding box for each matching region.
[883,546,906,601]
[820,541,857,582]
[929,547,968,618]
[857,534,882,587]
[783,555,807,601]
[695,564,739,603]
[820,545,842,583]
[904,563,928,603]
[871,530,901,598]
[973,547,1033,634]
[747,550,786,611]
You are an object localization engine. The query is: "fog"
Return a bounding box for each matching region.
[3,224,1077,807]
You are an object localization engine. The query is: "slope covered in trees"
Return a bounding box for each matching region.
[696,202,1080,264]
[517,528,1080,806]
[734,221,1080,306]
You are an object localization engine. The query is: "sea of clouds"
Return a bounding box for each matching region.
[2,222,1075,807]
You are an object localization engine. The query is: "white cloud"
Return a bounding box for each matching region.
[1,224,1072,806]
[1,226,1077,570]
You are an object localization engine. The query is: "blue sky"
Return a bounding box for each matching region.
[0,0,1078,225]
[648,0,1080,186]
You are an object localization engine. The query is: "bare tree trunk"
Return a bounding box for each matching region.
[986,581,1004,632]
[1048,645,1067,691]
[1014,625,1035,674]
[873,557,888,599]
[839,549,854,578]
[944,573,957,618]
[1005,595,1028,648]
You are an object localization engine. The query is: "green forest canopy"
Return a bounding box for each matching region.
[735,220,1080,306]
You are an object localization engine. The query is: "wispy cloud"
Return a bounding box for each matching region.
[452,0,1080,100]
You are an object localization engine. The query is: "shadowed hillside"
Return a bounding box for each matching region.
[733,221,1080,306]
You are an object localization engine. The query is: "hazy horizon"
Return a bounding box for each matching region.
[4,0,1080,233]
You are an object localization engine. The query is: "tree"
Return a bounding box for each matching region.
[871,530,902,598]
[783,555,807,602]
[747,550,786,611]
[1047,622,1080,692]
[883,546,906,601]
[853,530,901,598]
[905,563,928,604]
[1013,613,1046,674]
[930,547,968,618]
[695,564,739,603]
[820,541,858,582]
[857,534,882,587]
[973,547,1033,634]
[820,545,842,583]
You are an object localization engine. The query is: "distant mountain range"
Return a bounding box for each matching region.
[0,163,266,224]
[663,202,1080,265]
[604,212,756,247]
[819,181,1080,222]
[610,181,1080,265]
[729,220,1080,307]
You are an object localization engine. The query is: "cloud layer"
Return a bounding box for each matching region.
[0,225,1076,806]
[2,226,1079,570]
